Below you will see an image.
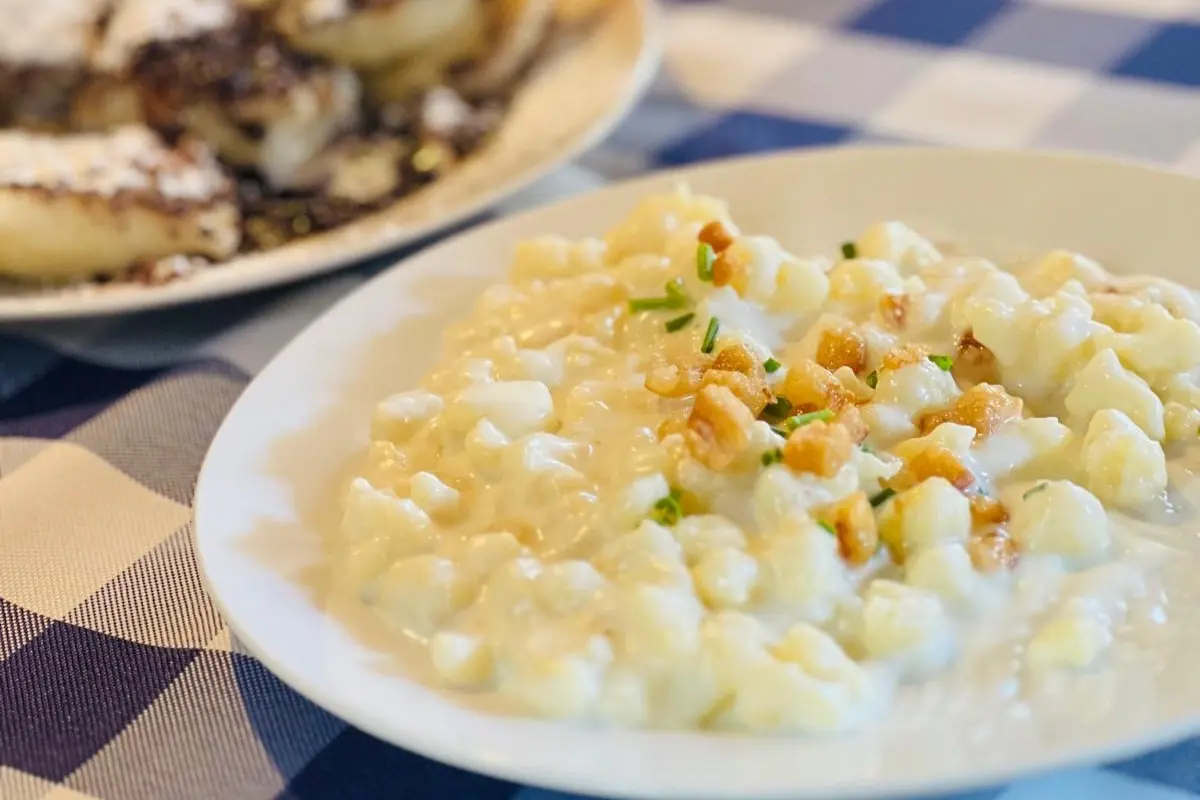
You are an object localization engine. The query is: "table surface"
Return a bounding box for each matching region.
[5,1,1200,798]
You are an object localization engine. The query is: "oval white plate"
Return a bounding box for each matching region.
[0,0,661,322]
[195,148,1200,800]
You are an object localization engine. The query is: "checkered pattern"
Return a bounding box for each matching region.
[5,1,1200,797]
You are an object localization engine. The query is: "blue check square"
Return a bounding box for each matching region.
[849,0,1010,46]
[655,112,852,166]
[1113,23,1200,87]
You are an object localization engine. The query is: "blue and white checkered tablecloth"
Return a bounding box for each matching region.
[5,1,1200,798]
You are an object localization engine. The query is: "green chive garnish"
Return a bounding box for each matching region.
[783,408,835,430]
[841,241,857,259]
[761,449,783,466]
[629,297,679,312]
[929,354,954,371]
[701,316,720,354]
[651,488,684,526]
[870,488,896,508]
[865,370,878,389]
[1023,483,1048,500]
[697,243,715,281]
[762,396,793,420]
[818,520,836,535]
[629,280,690,313]
[764,357,782,374]
[665,312,695,333]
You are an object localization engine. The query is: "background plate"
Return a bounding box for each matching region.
[0,0,661,322]
[195,148,1200,800]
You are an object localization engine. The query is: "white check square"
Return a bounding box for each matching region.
[869,53,1093,147]
[665,5,829,109]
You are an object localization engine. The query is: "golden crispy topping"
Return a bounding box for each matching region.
[881,342,932,371]
[698,220,735,253]
[782,359,855,413]
[815,325,868,374]
[712,248,744,288]
[782,419,855,478]
[879,291,909,330]
[702,368,772,417]
[919,383,1023,439]
[646,343,774,412]
[968,529,1020,573]
[645,360,709,398]
[686,384,756,470]
[952,329,999,385]
[821,490,878,566]
[969,494,1009,527]
[889,444,975,493]
[954,383,1023,438]
[711,343,760,377]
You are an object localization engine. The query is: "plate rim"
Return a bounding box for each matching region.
[0,0,665,323]
[194,145,1200,800]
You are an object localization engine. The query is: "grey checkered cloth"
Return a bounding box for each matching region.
[5,1,1200,798]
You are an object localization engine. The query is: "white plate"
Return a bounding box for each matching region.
[194,148,1200,800]
[0,0,661,322]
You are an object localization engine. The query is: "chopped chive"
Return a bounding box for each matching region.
[841,241,857,259]
[783,408,835,430]
[761,448,783,466]
[697,243,715,281]
[865,370,878,389]
[1023,483,1049,500]
[665,312,695,333]
[629,297,678,312]
[818,520,836,535]
[764,357,782,374]
[761,396,793,420]
[651,488,684,526]
[860,443,874,454]
[701,316,720,354]
[628,284,689,313]
[870,488,896,508]
[929,354,954,371]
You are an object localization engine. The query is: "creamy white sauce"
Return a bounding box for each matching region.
[332,190,1200,732]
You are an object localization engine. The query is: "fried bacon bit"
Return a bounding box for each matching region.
[820,490,878,566]
[880,342,932,371]
[698,220,736,253]
[645,361,708,398]
[952,329,999,385]
[702,368,773,417]
[815,326,868,373]
[968,529,1020,573]
[712,248,744,288]
[879,292,910,330]
[782,419,855,478]
[711,343,762,378]
[889,444,975,493]
[919,383,1023,439]
[782,359,855,413]
[969,494,1009,527]
[834,404,870,444]
[954,383,1022,439]
[686,384,756,470]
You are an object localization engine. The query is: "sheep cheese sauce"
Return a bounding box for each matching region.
[334,188,1200,732]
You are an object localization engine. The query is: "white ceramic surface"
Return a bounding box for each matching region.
[0,0,661,322]
[194,148,1200,800]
